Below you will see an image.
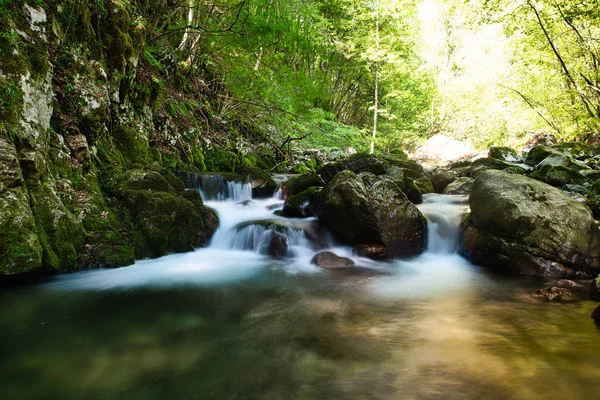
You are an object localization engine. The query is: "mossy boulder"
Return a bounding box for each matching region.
[315,171,427,256]
[111,124,151,166]
[459,170,600,277]
[317,153,389,183]
[489,146,521,163]
[384,166,423,204]
[443,177,474,195]
[430,169,457,193]
[524,145,564,166]
[586,180,600,219]
[553,142,597,159]
[105,168,218,259]
[204,149,237,172]
[283,173,325,197]
[467,157,517,177]
[282,187,321,218]
[414,177,435,194]
[530,164,589,187]
[239,167,277,198]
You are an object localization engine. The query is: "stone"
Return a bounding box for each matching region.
[538,287,575,302]
[352,244,393,261]
[283,173,325,197]
[459,170,600,277]
[315,171,427,256]
[282,187,321,218]
[430,169,457,193]
[530,164,589,187]
[489,146,521,163]
[243,167,277,198]
[586,180,600,219]
[443,177,474,195]
[268,231,289,258]
[524,145,563,166]
[311,251,354,268]
[317,153,389,183]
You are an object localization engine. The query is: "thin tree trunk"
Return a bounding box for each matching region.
[370,1,379,155]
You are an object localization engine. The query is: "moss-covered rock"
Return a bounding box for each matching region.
[530,164,590,187]
[586,180,600,219]
[524,145,563,166]
[430,169,457,193]
[105,168,218,259]
[112,124,151,166]
[443,177,474,195]
[239,167,277,198]
[283,173,325,197]
[317,153,389,183]
[590,275,600,301]
[282,187,321,218]
[459,170,600,277]
[414,177,435,194]
[204,149,237,172]
[489,146,521,163]
[316,171,427,256]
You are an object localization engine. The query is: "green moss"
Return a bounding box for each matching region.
[112,124,151,166]
[204,149,237,172]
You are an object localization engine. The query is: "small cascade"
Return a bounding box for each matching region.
[192,174,252,202]
[418,194,469,254]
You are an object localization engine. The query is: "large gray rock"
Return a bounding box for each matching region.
[459,170,600,277]
[316,171,427,257]
[443,177,474,195]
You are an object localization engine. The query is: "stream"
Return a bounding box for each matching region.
[1,177,599,399]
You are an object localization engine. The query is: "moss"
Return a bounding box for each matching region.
[530,164,589,187]
[282,187,321,218]
[204,149,237,172]
[111,124,151,166]
[284,173,325,196]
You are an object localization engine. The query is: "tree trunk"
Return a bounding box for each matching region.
[370,1,379,155]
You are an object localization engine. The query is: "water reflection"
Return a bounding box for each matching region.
[1,271,599,400]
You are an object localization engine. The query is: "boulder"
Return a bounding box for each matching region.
[243,167,277,198]
[587,180,600,219]
[489,146,521,163]
[384,166,423,204]
[311,251,355,268]
[430,169,457,193]
[317,153,389,183]
[316,171,427,256]
[268,231,289,258]
[524,145,563,166]
[459,170,600,277]
[553,142,597,159]
[468,157,518,177]
[414,177,435,194]
[443,177,474,195]
[523,132,557,153]
[105,168,218,259]
[352,244,393,261]
[580,169,600,182]
[530,164,589,187]
[537,287,575,302]
[283,173,325,197]
[282,187,321,218]
[590,275,600,301]
[537,154,586,171]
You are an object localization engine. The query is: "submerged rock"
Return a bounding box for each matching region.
[311,251,354,268]
[352,244,393,261]
[537,287,575,302]
[459,170,600,277]
[268,231,289,258]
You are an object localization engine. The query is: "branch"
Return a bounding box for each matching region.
[497,83,561,133]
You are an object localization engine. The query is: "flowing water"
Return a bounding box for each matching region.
[1,181,599,400]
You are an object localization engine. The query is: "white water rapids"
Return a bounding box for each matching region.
[51,176,479,293]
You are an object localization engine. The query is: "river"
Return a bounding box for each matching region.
[1,177,599,399]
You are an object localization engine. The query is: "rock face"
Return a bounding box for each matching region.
[459,170,600,277]
[316,170,427,257]
[311,251,354,268]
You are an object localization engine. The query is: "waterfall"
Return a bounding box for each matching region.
[417,194,469,254]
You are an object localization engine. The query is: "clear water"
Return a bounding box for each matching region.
[1,184,599,400]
